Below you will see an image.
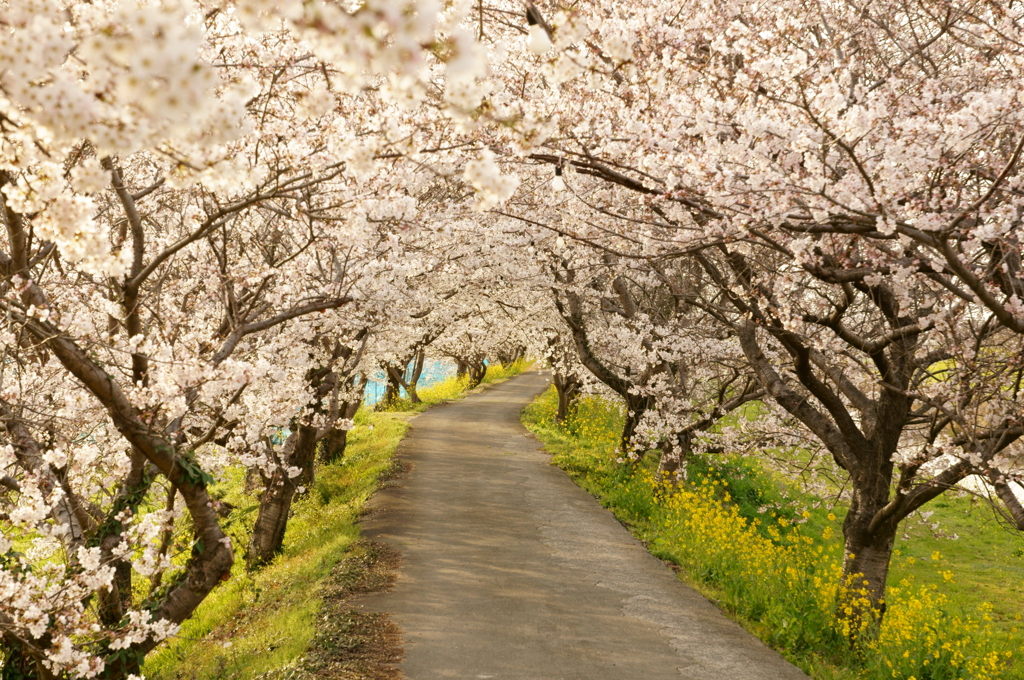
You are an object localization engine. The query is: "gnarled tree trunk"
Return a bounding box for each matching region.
[247,423,318,570]
[319,399,362,465]
[467,356,487,388]
[380,353,425,408]
[496,344,526,365]
[552,371,581,424]
[618,396,649,458]
[838,502,900,639]
[406,349,426,403]
[1,634,58,680]
[379,363,403,408]
[656,430,693,480]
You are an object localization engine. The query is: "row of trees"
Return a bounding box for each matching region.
[2,0,1024,676]
[0,2,549,676]
[481,0,1024,628]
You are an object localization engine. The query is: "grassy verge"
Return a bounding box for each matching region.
[143,409,408,680]
[144,359,531,680]
[522,387,1021,680]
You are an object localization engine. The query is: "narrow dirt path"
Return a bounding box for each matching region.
[358,372,809,680]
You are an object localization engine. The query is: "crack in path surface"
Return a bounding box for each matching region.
[357,372,809,680]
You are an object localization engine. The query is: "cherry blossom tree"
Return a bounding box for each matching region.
[6,0,1024,673]
[467,0,1024,625]
[0,0,498,675]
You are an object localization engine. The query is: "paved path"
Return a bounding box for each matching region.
[358,372,809,680]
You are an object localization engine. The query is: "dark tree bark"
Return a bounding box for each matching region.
[656,430,692,478]
[381,350,425,407]
[380,362,403,408]
[407,349,426,402]
[655,380,764,481]
[552,371,581,423]
[319,398,362,465]
[693,246,953,629]
[0,160,357,678]
[496,343,526,365]
[467,356,487,388]
[246,423,318,570]
[552,290,653,455]
[545,332,583,424]
[8,286,235,671]
[254,335,368,563]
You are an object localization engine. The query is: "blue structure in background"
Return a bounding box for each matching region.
[271,358,459,441]
[363,357,457,406]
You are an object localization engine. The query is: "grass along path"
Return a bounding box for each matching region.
[143,360,530,680]
[521,387,1022,680]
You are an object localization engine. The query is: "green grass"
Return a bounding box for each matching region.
[145,358,532,679]
[889,495,1024,661]
[143,409,408,680]
[522,387,1022,679]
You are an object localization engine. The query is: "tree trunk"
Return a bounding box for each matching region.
[244,466,260,493]
[657,430,692,480]
[839,526,897,639]
[95,446,155,628]
[406,349,425,404]
[553,372,581,424]
[378,363,403,409]
[619,395,650,458]
[299,455,316,494]
[319,427,349,465]
[1,636,58,680]
[992,477,1024,530]
[149,486,178,592]
[247,424,318,570]
[467,357,487,388]
[319,399,361,464]
[836,486,900,638]
[9,237,235,671]
[496,344,526,365]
